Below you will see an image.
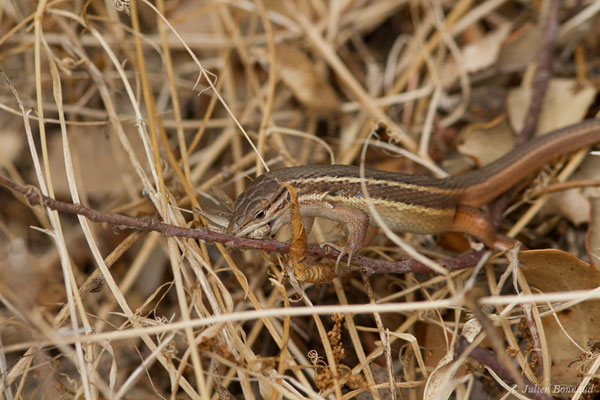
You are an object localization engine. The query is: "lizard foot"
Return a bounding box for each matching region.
[321,242,356,274]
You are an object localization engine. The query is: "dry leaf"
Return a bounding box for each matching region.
[254,44,342,115]
[507,78,597,135]
[282,182,335,283]
[283,182,306,262]
[423,351,456,400]
[497,23,541,73]
[542,189,592,225]
[520,249,600,385]
[463,24,512,72]
[441,24,511,88]
[541,155,600,225]
[422,320,476,400]
[457,119,515,167]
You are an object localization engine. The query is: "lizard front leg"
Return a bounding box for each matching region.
[316,203,370,269]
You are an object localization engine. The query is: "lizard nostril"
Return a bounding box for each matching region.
[232,215,245,230]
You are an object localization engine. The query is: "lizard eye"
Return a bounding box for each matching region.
[255,210,266,220]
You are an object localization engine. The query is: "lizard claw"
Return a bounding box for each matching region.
[321,242,355,274]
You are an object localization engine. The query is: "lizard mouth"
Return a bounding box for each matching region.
[247,221,273,239]
[266,219,277,237]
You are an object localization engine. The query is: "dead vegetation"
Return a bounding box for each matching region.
[1,0,600,399]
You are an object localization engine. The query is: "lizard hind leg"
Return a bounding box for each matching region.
[452,204,497,248]
[453,204,517,250]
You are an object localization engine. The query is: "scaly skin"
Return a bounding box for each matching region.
[228,119,600,256]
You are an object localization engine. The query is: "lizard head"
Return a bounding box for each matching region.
[227,173,290,239]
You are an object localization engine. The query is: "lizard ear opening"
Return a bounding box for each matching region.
[255,210,266,220]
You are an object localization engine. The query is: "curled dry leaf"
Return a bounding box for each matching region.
[520,249,600,386]
[462,318,482,342]
[423,319,483,399]
[422,319,481,400]
[423,348,457,400]
[283,182,307,262]
[282,182,335,283]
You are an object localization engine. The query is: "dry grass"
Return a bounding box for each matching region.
[0,1,600,399]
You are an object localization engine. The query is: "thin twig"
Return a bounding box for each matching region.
[0,175,484,275]
[517,0,560,144]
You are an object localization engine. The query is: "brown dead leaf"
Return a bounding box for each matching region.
[422,322,459,400]
[520,249,600,385]
[542,188,592,226]
[419,322,451,373]
[457,118,515,167]
[507,78,597,135]
[421,319,484,398]
[463,24,512,73]
[441,24,511,88]
[497,23,541,73]
[254,44,342,115]
[541,155,600,225]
